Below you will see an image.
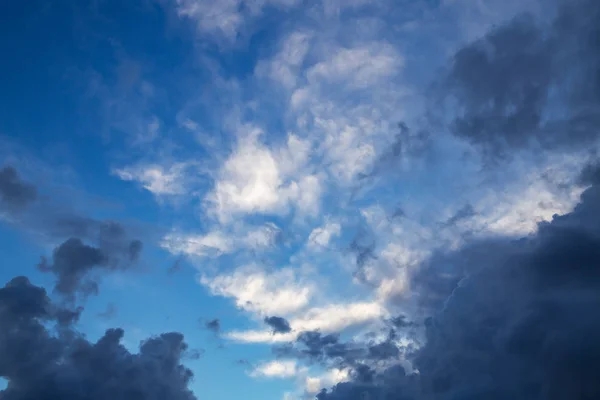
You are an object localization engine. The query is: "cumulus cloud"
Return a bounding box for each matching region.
[315,1,600,398]
[256,32,312,88]
[206,129,320,222]
[439,0,600,158]
[250,360,301,379]
[0,275,197,400]
[227,302,386,344]
[200,263,313,316]
[305,369,350,396]
[320,173,600,398]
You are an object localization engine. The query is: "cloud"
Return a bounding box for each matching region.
[308,221,341,249]
[162,230,234,258]
[305,369,350,395]
[265,316,293,334]
[0,166,37,213]
[0,166,146,285]
[243,223,283,250]
[175,0,300,41]
[256,32,312,89]
[439,0,600,158]
[200,263,313,316]
[315,1,600,397]
[250,360,301,379]
[0,275,197,400]
[113,162,195,196]
[98,303,117,320]
[306,44,402,90]
[204,318,221,334]
[227,302,386,344]
[38,223,143,298]
[205,129,320,222]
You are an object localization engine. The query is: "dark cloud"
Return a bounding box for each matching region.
[204,318,221,334]
[264,316,292,334]
[38,233,142,298]
[317,2,600,392]
[98,303,117,320]
[275,328,404,371]
[578,161,600,186]
[0,275,198,400]
[389,206,406,220]
[439,0,600,158]
[318,179,600,398]
[0,166,37,212]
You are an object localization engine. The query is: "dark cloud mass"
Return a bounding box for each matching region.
[0,166,37,211]
[318,170,600,400]
[204,318,221,334]
[441,0,600,157]
[0,165,144,298]
[39,233,142,298]
[264,316,292,334]
[0,276,197,400]
[317,0,600,398]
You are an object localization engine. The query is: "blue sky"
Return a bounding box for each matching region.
[1,0,598,399]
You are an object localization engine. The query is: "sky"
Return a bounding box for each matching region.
[0,0,599,399]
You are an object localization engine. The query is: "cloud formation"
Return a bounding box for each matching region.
[0,166,145,299]
[0,166,37,213]
[264,316,292,334]
[440,0,600,157]
[315,1,600,398]
[0,275,197,400]
[38,227,142,298]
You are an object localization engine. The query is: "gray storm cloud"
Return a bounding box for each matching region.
[315,0,600,398]
[0,276,197,400]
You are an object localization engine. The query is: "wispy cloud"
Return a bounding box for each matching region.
[200,263,314,316]
[113,162,197,196]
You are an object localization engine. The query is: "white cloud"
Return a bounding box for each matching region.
[113,162,192,196]
[292,302,386,333]
[200,263,313,316]
[227,329,296,343]
[306,44,402,89]
[250,360,303,379]
[175,0,300,41]
[304,368,350,395]
[256,32,312,88]
[206,129,320,222]
[161,222,282,259]
[161,230,233,257]
[285,41,408,184]
[308,221,341,249]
